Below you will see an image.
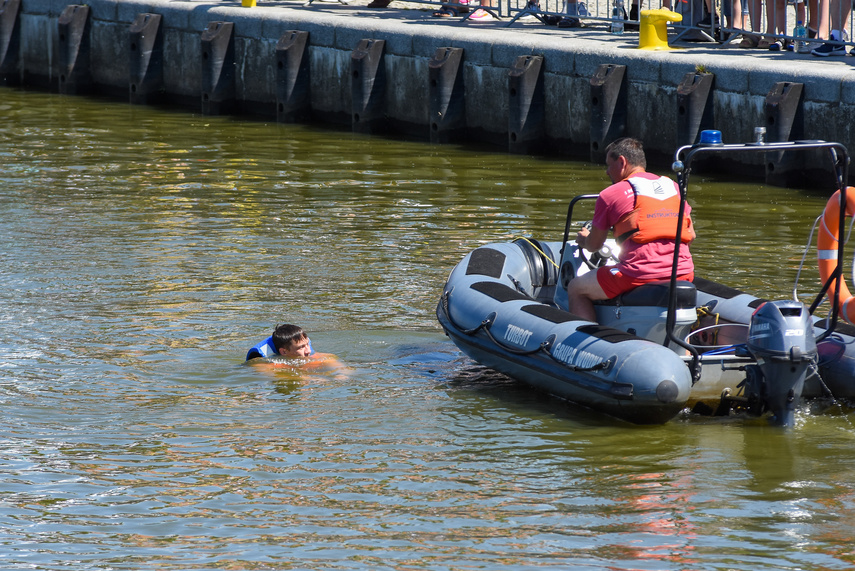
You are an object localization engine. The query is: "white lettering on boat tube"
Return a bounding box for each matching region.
[552,342,604,370]
[504,324,534,346]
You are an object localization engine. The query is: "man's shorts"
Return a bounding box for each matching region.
[596,266,695,300]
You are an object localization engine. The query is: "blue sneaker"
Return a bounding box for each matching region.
[812,41,846,56]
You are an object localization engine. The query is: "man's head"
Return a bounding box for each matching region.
[605,137,647,183]
[272,324,312,358]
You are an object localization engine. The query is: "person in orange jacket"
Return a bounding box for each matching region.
[567,137,695,322]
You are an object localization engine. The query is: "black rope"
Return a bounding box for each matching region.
[481,324,545,356]
[440,290,492,335]
[442,290,611,371]
[443,295,547,357]
[544,350,613,372]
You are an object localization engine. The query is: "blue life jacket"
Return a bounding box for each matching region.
[246,336,314,361]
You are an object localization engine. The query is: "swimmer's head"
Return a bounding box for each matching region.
[272,324,311,358]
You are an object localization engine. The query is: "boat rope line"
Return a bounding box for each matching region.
[542,343,613,371]
[515,237,560,269]
[481,323,548,356]
[439,290,611,372]
[440,289,489,336]
[794,215,823,303]
[690,305,721,346]
[808,360,855,427]
[479,317,612,370]
[809,360,838,403]
[794,212,855,304]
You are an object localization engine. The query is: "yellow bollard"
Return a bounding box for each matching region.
[242,0,257,6]
[638,8,682,50]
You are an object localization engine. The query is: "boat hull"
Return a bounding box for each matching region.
[438,239,855,424]
[437,241,693,424]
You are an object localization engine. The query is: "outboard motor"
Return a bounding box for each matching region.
[744,301,817,426]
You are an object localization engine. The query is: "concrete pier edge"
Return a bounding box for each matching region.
[5,0,855,182]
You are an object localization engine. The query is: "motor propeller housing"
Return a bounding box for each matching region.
[745,301,817,426]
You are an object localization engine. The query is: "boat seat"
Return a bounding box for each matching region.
[596,279,697,309]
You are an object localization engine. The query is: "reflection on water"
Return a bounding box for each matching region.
[0,88,853,570]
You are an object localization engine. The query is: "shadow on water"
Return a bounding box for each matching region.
[443,362,643,428]
[324,328,855,432]
[424,342,855,434]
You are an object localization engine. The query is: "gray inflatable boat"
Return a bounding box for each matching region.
[437,136,855,425]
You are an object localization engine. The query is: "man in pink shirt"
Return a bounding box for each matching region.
[567,138,695,321]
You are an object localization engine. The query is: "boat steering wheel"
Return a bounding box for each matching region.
[580,243,617,271]
[578,221,618,271]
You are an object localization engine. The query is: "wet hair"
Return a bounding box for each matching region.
[605,137,647,170]
[271,324,308,352]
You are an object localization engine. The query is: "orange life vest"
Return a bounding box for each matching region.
[612,176,696,245]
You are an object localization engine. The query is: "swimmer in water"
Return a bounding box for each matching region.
[246,323,344,372]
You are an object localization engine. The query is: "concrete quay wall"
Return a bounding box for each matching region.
[4,0,855,176]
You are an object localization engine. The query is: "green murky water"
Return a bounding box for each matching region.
[0,88,852,570]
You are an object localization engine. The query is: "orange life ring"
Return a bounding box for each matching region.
[817,187,855,323]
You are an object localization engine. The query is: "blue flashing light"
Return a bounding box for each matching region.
[699,130,723,145]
